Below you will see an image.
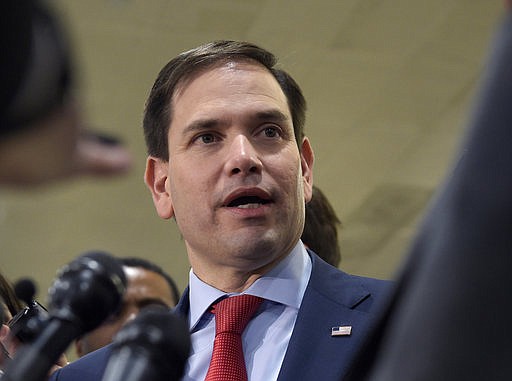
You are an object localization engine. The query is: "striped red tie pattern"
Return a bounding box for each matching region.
[204,294,263,381]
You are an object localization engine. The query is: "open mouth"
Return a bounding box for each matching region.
[227,196,271,209]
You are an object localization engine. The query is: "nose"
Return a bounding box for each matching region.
[225,135,262,176]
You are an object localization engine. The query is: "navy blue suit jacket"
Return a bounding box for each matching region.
[50,251,391,381]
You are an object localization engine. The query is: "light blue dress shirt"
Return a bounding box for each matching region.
[182,241,312,381]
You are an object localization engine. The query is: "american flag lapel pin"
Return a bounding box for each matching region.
[331,325,352,336]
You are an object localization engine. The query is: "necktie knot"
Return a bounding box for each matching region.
[212,294,263,335]
[205,294,263,381]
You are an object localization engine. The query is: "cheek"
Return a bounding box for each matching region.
[169,169,213,224]
[282,160,307,215]
[273,156,303,195]
[170,160,204,194]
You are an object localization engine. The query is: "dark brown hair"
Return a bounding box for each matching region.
[143,40,306,160]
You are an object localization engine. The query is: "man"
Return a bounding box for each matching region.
[75,257,180,357]
[50,40,390,381]
[343,7,512,381]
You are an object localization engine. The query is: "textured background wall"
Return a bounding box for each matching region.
[0,1,503,308]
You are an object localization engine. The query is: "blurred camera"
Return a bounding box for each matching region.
[8,300,49,343]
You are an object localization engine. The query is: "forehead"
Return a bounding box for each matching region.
[172,61,289,116]
[175,59,278,95]
[124,267,169,293]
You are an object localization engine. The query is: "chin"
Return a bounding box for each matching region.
[232,231,283,258]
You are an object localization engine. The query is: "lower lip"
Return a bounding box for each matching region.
[224,203,271,218]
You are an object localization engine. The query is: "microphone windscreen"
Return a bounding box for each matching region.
[2,251,127,381]
[47,250,127,333]
[105,306,191,381]
[14,278,37,305]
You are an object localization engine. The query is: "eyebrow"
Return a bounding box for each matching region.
[253,109,290,123]
[182,108,291,136]
[182,118,222,137]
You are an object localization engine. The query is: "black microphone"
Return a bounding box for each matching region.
[13,278,37,305]
[8,279,47,344]
[2,251,127,381]
[102,306,191,381]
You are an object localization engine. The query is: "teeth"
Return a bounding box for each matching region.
[238,203,262,209]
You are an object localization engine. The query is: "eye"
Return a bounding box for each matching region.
[262,126,280,138]
[195,133,217,144]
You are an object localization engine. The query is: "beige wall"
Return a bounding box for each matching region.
[0,0,503,306]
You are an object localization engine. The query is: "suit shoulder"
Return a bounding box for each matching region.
[309,252,393,312]
[347,272,393,294]
[49,345,112,381]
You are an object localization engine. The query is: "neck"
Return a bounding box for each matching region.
[189,254,289,293]
[202,272,262,293]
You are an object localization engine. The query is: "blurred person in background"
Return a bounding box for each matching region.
[0,272,24,323]
[301,185,342,267]
[1,0,132,374]
[74,257,180,358]
[0,271,24,373]
[0,0,132,188]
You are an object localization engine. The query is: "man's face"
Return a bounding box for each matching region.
[146,61,314,283]
[75,266,176,357]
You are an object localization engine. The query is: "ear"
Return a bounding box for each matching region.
[300,137,314,203]
[144,156,175,219]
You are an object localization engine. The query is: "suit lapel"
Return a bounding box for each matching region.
[175,253,385,381]
[173,286,190,317]
[277,253,374,381]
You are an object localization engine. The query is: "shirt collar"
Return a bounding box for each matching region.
[188,241,311,330]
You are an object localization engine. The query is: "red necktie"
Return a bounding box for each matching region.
[205,294,263,381]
